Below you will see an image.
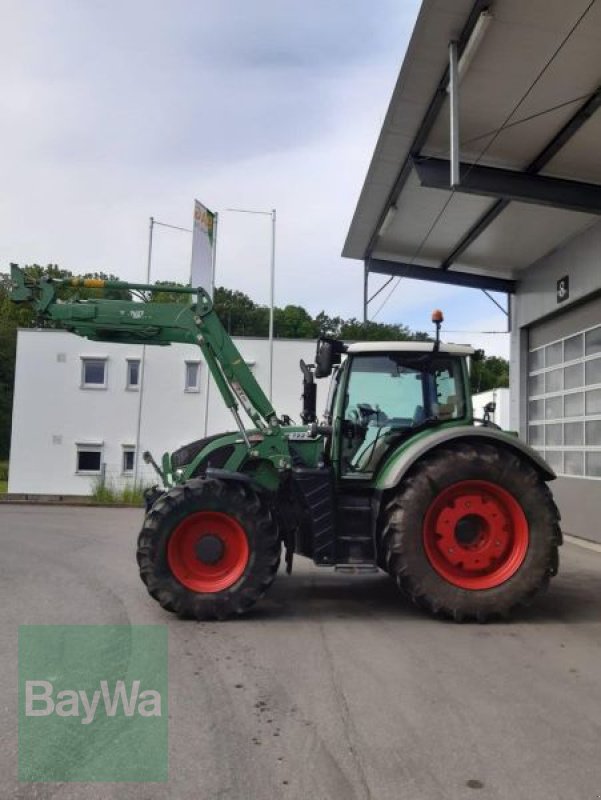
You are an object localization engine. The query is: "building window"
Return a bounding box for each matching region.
[122,447,135,475]
[528,322,601,480]
[81,357,107,389]
[126,359,140,390]
[185,361,201,392]
[76,444,103,475]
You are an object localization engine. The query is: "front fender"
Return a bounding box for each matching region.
[376,427,555,491]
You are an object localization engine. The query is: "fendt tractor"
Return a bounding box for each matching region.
[10,265,562,622]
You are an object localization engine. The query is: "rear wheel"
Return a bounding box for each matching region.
[382,442,561,621]
[137,478,280,620]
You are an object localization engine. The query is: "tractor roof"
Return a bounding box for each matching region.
[346,342,474,355]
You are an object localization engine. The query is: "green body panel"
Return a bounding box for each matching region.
[328,359,349,478]
[375,420,471,488]
[160,453,173,487]
[171,426,325,492]
[375,425,555,490]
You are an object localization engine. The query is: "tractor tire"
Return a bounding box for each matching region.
[381,441,561,622]
[136,477,280,620]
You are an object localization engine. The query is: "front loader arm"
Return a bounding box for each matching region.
[9,264,281,438]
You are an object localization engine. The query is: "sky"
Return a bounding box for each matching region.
[0,0,509,357]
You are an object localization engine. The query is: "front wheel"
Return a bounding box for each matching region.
[382,442,561,621]
[136,478,280,620]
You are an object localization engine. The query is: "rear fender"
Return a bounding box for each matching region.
[376,427,555,491]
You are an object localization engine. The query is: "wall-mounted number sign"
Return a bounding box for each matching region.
[557,276,569,303]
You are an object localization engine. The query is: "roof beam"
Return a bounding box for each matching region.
[414,157,601,216]
[529,86,601,173]
[367,258,516,293]
[441,86,601,269]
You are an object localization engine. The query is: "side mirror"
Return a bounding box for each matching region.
[314,337,345,378]
[483,400,496,425]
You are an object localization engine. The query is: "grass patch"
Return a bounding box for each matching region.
[0,460,8,493]
[90,477,148,506]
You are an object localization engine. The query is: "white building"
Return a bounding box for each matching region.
[8,330,325,496]
[471,388,510,431]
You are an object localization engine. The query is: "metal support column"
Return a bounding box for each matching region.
[133,216,154,489]
[449,41,460,188]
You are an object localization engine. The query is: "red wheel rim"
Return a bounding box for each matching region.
[423,480,529,590]
[167,511,249,592]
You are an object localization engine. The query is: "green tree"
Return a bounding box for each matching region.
[315,311,431,343]
[214,287,268,336]
[149,280,193,306]
[274,305,319,339]
[469,349,510,393]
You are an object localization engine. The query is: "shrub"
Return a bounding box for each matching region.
[90,477,147,506]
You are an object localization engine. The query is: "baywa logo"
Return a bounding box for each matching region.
[25,679,162,725]
[19,625,168,782]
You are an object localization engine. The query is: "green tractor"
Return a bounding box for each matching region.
[10,265,561,621]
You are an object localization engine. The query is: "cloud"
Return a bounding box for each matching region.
[0,0,508,358]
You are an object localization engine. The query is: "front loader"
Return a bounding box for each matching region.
[9,265,562,621]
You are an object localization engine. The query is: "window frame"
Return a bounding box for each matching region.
[122,446,136,475]
[80,357,108,390]
[184,360,201,393]
[75,443,103,475]
[126,359,141,391]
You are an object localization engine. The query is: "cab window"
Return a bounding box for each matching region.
[340,353,465,474]
[431,360,464,420]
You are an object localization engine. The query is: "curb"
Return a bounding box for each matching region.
[0,494,142,509]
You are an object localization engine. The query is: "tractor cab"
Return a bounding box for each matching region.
[307,336,474,480]
[330,344,473,477]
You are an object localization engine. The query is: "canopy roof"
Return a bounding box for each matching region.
[343,0,601,293]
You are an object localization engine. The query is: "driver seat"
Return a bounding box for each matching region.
[433,395,458,420]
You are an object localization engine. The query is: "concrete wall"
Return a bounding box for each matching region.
[9,330,326,495]
[471,388,510,430]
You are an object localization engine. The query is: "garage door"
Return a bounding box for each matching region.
[527,295,601,481]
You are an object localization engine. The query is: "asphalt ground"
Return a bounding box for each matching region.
[1,504,601,800]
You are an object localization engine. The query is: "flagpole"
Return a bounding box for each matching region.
[133,216,154,489]
[268,209,276,402]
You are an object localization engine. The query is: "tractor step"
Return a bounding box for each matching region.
[337,535,372,542]
[335,493,376,564]
[335,564,379,575]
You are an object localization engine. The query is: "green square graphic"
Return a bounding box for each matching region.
[19,625,168,782]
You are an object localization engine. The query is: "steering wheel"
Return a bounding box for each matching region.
[348,403,388,427]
